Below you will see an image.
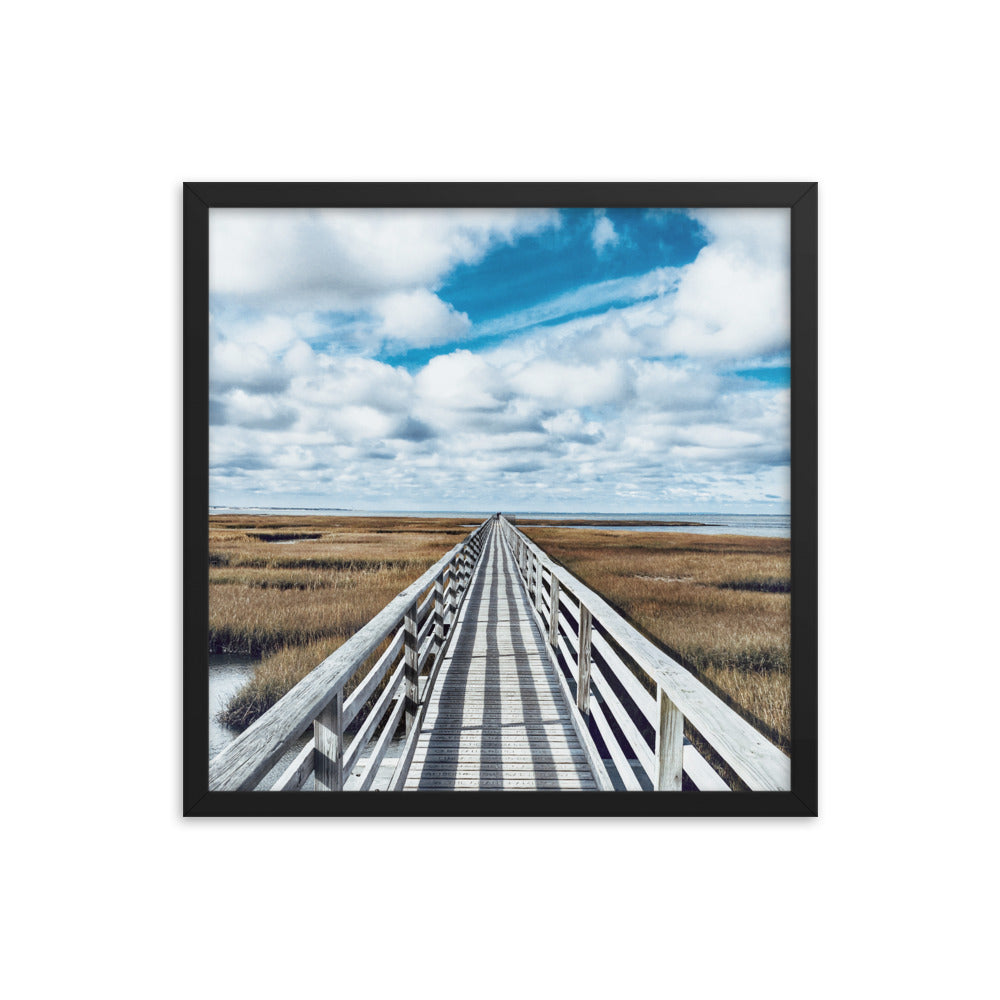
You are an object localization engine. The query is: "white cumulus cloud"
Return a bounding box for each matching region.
[591,214,619,254]
[374,289,471,348]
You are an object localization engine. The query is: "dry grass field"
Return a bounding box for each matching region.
[209,516,469,728]
[520,526,791,748]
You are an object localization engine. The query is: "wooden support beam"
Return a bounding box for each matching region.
[655,687,684,791]
[314,691,344,791]
[433,575,445,654]
[548,576,560,647]
[403,599,419,735]
[577,604,592,715]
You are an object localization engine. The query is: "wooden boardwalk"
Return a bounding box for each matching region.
[405,522,597,790]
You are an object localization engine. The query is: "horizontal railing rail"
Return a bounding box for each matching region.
[497,516,790,792]
[208,517,494,792]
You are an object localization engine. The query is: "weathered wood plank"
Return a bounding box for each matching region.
[411,749,588,760]
[577,604,593,715]
[556,631,580,685]
[341,628,404,728]
[270,739,315,792]
[655,687,684,791]
[314,691,344,792]
[408,766,594,779]
[357,694,406,792]
[548,577,560,647]
[588,656,656,781]
[683,743,731,792]
[433,576,445,653]
[386,545,485,792]
[405,778,597,790]
[590,630,657,730]
[399,523,601,791]
[589,696,643,791]
[403,600,419,736]
[342,659,406,777]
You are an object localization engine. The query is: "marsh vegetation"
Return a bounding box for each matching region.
[209,516,468,728]
[520,526,791,748]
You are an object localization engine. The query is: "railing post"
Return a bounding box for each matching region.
[577,604,592,714]
[548,575,560,647]
[535,559,544,613]
[403,599,419,735]
[655,687,684,790]
[433,573,445,652]
[442,564,453,629]
[314,691,344,791]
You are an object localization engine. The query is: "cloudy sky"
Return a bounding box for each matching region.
[209,206,790,513]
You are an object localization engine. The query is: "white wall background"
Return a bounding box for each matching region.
[5,3,995,997]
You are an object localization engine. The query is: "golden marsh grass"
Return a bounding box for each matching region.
[210,516,468,728]
[521,526,791,748]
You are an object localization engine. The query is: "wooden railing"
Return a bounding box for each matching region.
[208,517,494,792]
[497,516,790,792]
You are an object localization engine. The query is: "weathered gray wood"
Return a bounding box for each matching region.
[387,549,480,791]
[683,744,730,791]
[556,631,580,684]
[400,525,601,791]
[411,748,587,760]
[342,659,406,777]
[341,628,404,727]
[416,601,436,651]
[501,518,790,791]
[589,630,657,730]
[357,694,406,792]
[406,778,597,790]
[577,604,593,715]
[403,599,418,736]
[540,624,614,790]
[270,739,315,792]
[409,763,593,778]
[433,576,445,652]
[416,586,435,630]
[655,687,684,791]
[314,691,344,792]
[588,696,643,791]
[588,656,656,781]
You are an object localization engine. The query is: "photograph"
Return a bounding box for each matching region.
[184,182,817,816]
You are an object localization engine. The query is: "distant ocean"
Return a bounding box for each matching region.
[209,507,791,538]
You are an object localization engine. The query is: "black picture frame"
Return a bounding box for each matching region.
[184,181,817,818]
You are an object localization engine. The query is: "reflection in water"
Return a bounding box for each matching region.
[208,654,256,759]
[208,654,311,790]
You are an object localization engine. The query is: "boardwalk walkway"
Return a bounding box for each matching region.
[405,522,597,790]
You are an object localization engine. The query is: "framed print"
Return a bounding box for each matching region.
[183,182,817,817]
